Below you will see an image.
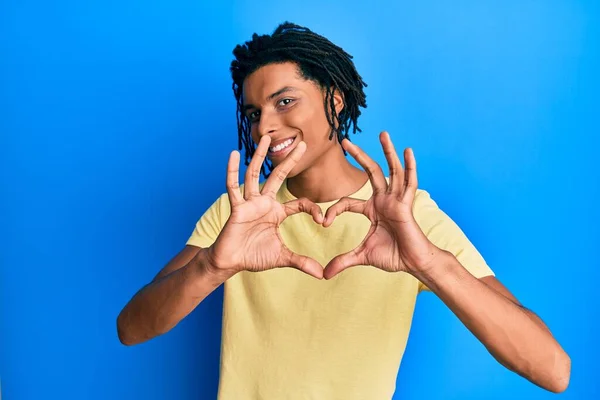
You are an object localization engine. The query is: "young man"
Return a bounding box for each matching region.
[117,22,570,398]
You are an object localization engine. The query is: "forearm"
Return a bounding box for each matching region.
[117,248,233,346]
[413,251,570,393]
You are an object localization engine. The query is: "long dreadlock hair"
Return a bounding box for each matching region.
[230,22,368,176]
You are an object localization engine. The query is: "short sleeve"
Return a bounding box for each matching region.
[186,192,231,249]
[412,189,495,293]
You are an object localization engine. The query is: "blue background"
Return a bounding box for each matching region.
[1,0,598,399]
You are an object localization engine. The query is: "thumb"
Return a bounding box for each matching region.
[323,247,364,280]
[281,246,324,279]
[322,196,366,227]
[284,197,324,225]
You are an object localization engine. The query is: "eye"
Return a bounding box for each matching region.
[248,110,260,121]
[278,98,294,107]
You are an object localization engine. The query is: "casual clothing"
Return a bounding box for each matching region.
[187,179,494,399]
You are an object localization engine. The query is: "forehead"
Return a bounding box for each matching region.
[242,62,315,104]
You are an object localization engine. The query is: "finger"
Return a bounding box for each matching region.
[323,247,364,280]
[380,132,404,194]
[261,141,307,198]
[281,247,324,279]
[244,136,271,200]
[322,197,366,227]
[284,197,324,225]
[341,138,388,194]
[226,150,244,207]
[401,148,418,204]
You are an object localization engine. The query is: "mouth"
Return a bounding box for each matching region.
[268,136,298,159]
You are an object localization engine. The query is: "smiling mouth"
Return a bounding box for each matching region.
[268,136,297,156]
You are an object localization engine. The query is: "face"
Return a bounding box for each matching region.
[242,62,344,177]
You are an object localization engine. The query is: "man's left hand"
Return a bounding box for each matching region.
[322,131,445,280]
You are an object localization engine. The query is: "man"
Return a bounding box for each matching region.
[117,22,570,398]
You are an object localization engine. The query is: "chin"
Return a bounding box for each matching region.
[280,163,304,179]
[283,167,300,179]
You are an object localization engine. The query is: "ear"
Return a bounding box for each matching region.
[332,88,345,116]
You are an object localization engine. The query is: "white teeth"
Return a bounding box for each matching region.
[269,138,294,153]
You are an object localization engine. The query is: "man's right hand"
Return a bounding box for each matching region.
[204,135,325,279]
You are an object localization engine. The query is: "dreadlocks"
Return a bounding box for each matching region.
[230,22,368,176]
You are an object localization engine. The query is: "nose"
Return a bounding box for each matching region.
[257,109,279,139]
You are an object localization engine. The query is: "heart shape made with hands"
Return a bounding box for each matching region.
[219,131,441,281]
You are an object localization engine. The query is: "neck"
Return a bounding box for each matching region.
[286,144,369,203]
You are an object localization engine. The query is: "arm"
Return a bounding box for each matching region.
[413,251,571,393]
[116,245,234,346]
[117,139,324,346]
[320,133,571,393]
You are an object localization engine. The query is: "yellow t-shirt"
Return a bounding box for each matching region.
[187,179,494,399]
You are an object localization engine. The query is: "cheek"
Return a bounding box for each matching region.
[292,105,330,142]
[250,125,259,144]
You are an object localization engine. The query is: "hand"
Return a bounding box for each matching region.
[322,131,443,279]
[207,135,325,279]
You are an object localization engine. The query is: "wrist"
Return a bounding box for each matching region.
[408,247,452,277]
[194,247,237,283]
[410,249,458,286]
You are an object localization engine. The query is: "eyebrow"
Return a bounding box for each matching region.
[242,86,297,114]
